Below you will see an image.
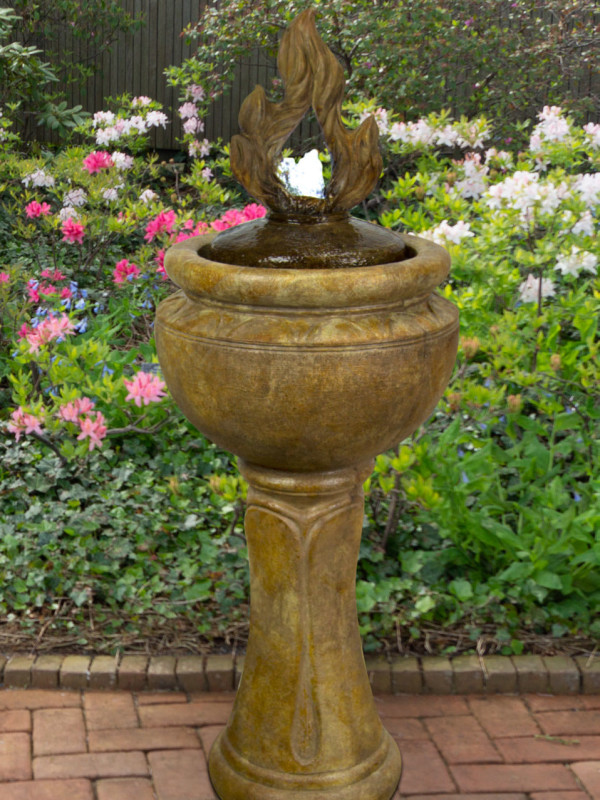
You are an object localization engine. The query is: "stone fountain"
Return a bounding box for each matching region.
[155,9,458,799]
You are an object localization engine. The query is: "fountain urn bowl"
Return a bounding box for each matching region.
[156,227,457,474]
[154,9,458,800]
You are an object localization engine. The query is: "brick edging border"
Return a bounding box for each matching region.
[0,653,599,694]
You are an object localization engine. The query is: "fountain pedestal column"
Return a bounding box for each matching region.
[208,460,401,800]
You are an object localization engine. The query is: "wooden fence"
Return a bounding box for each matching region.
[3,1,599,151]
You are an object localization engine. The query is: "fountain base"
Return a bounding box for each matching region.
[209,728,401,800]
[207,461,401,800]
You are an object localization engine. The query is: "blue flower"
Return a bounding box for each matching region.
[461,471,469,483]
[75,299,86,310]
[75,318,88,333]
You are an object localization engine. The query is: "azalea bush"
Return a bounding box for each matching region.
[356,104,600,652]
[0,94,598,654]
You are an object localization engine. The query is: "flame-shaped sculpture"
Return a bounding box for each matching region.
[230,8,382,215]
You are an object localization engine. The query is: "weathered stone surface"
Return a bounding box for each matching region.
[452,655,485,694]
[391,658,422,695]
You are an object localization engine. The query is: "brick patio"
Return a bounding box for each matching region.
[0,688,598,798]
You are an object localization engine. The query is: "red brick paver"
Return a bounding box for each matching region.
[148,749,216,800]
[450,763,579,792]
[0,779,94,800]
[33,707,86,756]
[0,686,599,799]
[96,777,157,800]
[571,761,600,796]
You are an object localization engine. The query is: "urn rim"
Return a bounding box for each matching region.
[164,230,450,310]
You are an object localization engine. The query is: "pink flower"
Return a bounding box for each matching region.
[76,397,95,415]
[62,218,85,244]
[39,283,58,297]
[242,203,267,221]
[211,208,245,231]
[77,411,107,451]
[123,371,167,406]
[179,102,198,119]
[113,258,141,284]
[25,201,52,218]
[25,313,76,353]
[7,407,44,441]
[58,397,95,423]
[0,272,9,284]
[40,269,66,281]
[60,287,73,299]
[155,250,167,279]
[144,209,177,242]
[27,281,40,303]
[59,402,80,423]
[210,204,267,232]
[82,151,114,174]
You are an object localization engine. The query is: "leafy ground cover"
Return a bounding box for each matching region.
[0,92,598,656]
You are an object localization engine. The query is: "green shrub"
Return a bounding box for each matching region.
[167,0,599,145]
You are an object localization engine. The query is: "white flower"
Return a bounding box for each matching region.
[485,148,513,169]
[574,173,600,206]
[483,171,567,221]
[571,211,595,237]
[420,219,474,246]
[434,125,458,147]
[63,188,87,207]
[179,102,198,119]
[59,206,79,221]
[583,122,600,148]
[518,274,555,303]
[132,96,152,107]
[454,153,489,199]
[96,128,117,146]
[359,107,389,135]
[529,132,543,153]
[201,167,213,181]
[555,246,598,277]
[389,121,408,142]
[111,151,134,170]
[139,189,157,204]
[145,111,168,129]
[183,118,200,134]
[102,187,119,202]
[22,168,55,188]
[92,110,115,127]
[456,121,490,149]
[409,119,436,146]
[278,149,325,198]
[129,115,148,133]
[188,138,211,158]
[186,84,205,102]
